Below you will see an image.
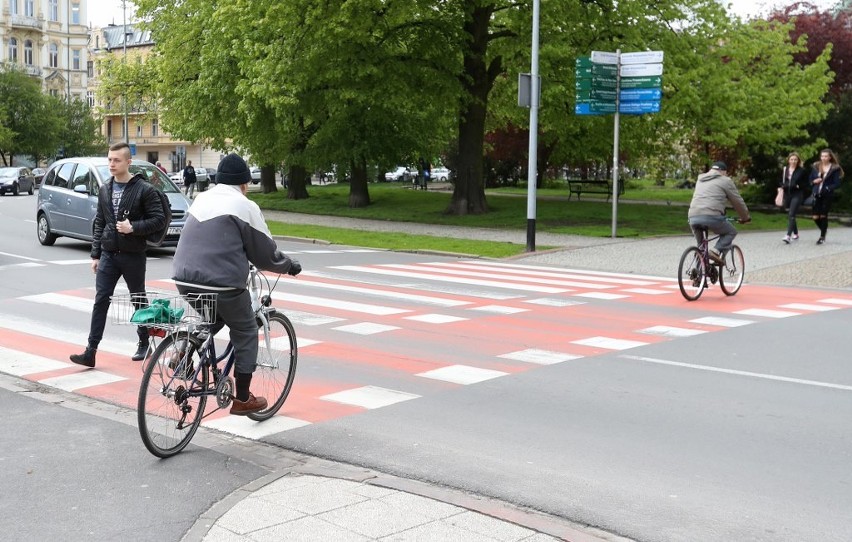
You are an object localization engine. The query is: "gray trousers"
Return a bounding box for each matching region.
[688,215,737,253]
[178,286,257,374]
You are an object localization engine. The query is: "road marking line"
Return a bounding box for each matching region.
[621,288,672,295]
[0,262,45,272]
[469,305,529,314]
[498,349,583,365]
[272,291,410,316]
[0,347,69,375]
[39,370,126,391]
[334,265,567,293]
[524,298,587,307]
[735,308,800,318]
[689,316,754,327]
[573,292,630,300]
[818,298,852,306]
[332,322,400,335]
[638,326,707,337]
[49,259,97,265]
[0,251,42,262]
[428,261,657,286]
[462,260,674,283]
[779,303,839,312]
[620,355,852,392]
[296,274,471,307]
[417,365,508,384]
[204,415,311,438]
[404,314,467,324]
[320,386,420,409]
[572,336,649,350]
[383,263,614,290]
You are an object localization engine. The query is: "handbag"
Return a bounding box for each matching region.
[774,187,784,207]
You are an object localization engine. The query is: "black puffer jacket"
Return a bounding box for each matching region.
[91,175,168,259]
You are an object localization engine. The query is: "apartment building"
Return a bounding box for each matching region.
[1,0,89,99]
[88,23,220,173]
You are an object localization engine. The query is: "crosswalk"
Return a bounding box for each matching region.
[2,257,850,441]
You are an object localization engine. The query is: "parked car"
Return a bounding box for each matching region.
[32,167,47,187]
[431,167,450,182]
[384,166,415,182]
[0,167,36,196]
[250,166,261,184]
[36,157,192,247]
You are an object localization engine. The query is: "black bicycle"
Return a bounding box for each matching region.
[678,220,746,301]
[116,265,298,458]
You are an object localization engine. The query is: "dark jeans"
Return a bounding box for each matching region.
[784,190,804,236]
[88,251,148,350]
[177,286,257,375]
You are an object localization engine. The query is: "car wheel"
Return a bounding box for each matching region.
[37,213,58,246]
[28,183,34,195]
[12,183,19,196]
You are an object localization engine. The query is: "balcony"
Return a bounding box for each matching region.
[8,15,43,30]
[23,65,42,77]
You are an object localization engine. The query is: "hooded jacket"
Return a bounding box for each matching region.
[687,169,750,221]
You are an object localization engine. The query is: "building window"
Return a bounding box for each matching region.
[49,0,58,21]
[72,49,81,70]
[152,118,159,137]
[49,43,58,67]
[10,0,18,16]
[86,91,94,107]
[24,0,34,17]
[8,38,17,63]
[24,40,33,65]
[49,88,59,97]
[87,60,93,77]
[136,124,143,137]
[71,3,80,24]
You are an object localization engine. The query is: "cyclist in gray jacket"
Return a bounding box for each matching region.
[687,161,751,264]
[172,153,301,416]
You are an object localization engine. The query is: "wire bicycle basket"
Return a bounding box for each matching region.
[111,291,217,332]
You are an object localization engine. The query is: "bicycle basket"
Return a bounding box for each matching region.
[111,291,217,330]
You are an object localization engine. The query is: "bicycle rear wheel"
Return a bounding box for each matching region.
[248,312,298,422]
[678,246,707,301]
[138,333,208,458]
[720,245,745,296]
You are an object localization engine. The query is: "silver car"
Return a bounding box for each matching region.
[0,167,36,196]
[36,157,192,247]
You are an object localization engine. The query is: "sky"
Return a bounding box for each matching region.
[85,0,842,28]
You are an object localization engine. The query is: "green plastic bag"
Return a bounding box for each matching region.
[130,298,185,324]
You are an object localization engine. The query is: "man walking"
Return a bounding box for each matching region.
[182,160,197,197]
[70,142,169,367]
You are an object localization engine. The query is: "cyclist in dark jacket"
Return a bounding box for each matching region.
[70,142,168,368]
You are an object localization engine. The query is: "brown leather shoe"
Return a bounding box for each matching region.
[229,393,268,416]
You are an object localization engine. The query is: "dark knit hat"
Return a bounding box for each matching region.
[216,153,251,185]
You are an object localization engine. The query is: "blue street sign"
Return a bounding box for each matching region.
[619,100,661,114]
[575,103,606,116]
[129,143,137,156]
[620,88,662,101]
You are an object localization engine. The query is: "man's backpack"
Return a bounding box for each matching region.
[145,186,172,247]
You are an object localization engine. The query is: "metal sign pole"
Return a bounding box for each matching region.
[611,49,621,239]
[525,0,541,252]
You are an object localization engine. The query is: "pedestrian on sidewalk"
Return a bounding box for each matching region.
[183,160,197,197]
[172,153,302,415]
[687,161,751,265]
[809,148,843,245]
[70,142,169,368]
[780,152,810,243]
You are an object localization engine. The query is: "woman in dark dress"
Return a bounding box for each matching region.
[809,148,844,245]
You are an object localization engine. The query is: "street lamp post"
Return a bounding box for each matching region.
[525,0,540,252]
[122,0,128,144]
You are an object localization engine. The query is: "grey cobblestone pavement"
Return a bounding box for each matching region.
[196,208,849,542]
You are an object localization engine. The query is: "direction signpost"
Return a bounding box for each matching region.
[574,50,664,237]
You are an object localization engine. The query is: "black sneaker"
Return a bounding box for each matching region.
[817,237,825,245]
[131,342,152,361]
[70,347,96,368]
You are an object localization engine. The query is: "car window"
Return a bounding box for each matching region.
[71,164,94,193]
[131,164,181,193]
[55,163,76,189]
[42,167,57,186]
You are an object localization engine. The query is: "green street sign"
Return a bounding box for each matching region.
[590,100,616,113]
[621,76,662,89]
[575,78,592,91]
[591,89,617,101]
[591,76,617,89]
[576,57,592,68]
[576,89,591,102]
[575,66,592,77]
[592,64,617,77]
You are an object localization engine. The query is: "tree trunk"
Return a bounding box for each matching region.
[260,164,278,193]
[287,164,310,200]
[447,4,496,215]
[348,157,371,208]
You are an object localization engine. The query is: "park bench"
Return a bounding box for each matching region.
[567,179,623,201]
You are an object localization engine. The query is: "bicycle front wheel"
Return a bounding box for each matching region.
[720,245,745,296]
[248,312,298,422]
[138,333,208,458]
[678,246,707,301]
